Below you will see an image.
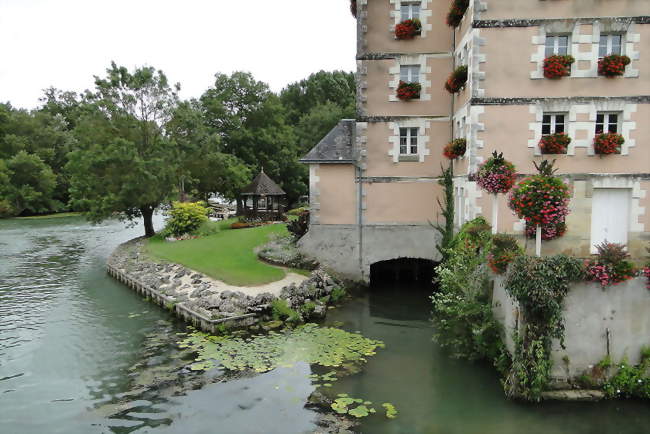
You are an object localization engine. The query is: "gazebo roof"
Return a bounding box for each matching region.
[240,170,286,196]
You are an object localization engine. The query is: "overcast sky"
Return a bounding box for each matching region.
[0,0,357,110]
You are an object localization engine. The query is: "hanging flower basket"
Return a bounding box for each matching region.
[395,19,422,40]
[594,132,624,155]
[350,0,357,18]
[508,160,571,228]
[476,151,517,194]
[525,220,567,241]
[543,55,575,79]
[396,81,421,101]
[444,65,468,94]
[539,132,571,154]
[443,138,467,160]
[598,55,631,77]
[446,0,469,27]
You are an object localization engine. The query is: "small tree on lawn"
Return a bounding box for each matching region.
[475,151,517,234]
[508,160,571,256]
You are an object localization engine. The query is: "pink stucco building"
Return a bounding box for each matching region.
[300,0,650,282]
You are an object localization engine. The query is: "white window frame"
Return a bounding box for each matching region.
[400,65,421,83]
[599,34,623,58]
[545,35,570,57]
[595,112,621,134]
[400,2,421,21]
[541,112,567,135]
[399,127,419,155]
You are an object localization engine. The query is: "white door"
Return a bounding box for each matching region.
[590,189,631,253]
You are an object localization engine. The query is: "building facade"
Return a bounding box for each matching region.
[300,0,650,282]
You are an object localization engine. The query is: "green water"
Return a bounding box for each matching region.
[1,217,649,433]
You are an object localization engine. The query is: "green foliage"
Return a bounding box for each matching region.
[603,356,650,399]
[432,164,454,260]
[179,323,384,372]
[301,301,317,316]
[504,254,585,401]
[382,402,398,419]
[331,394,378,418]
[162,201,209,237]
[287,210,309,240]
[330,287,346,304]
[271,299,301,324]
[488,234,523,274]
[4,151,59,215]
[432,218,505,361]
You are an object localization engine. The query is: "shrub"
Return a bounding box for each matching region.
[539,132,571,154]
[287,210,309,240]
[0,199,17,218]
[543,55,575,79]
[330,286,346,304]
[395,18,421,40]
[594,132,624,155]
[287,207,307,216]
[598,54,631,77]
[585,242,636,287]
[444,65,468,94]
[163,201,208,237]
[487,234,522,274]
[271,299,301,323]
[396,81,421,101]
[603,355,650,399]
[443,138,467,160]
[446,0,469,27]
[476,151,517,195]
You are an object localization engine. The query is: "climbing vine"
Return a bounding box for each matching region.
[503,254,585,401]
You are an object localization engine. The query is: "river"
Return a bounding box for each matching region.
[1,216,649,433]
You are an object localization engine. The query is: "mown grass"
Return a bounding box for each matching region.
[146,222,290,286]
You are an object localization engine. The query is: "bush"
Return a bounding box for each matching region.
[0,199,17,218]
[488,234,522,274]
[287,210,309,240]
[586,242,636,287]
[163,201,208,237]
[271,299,301,323]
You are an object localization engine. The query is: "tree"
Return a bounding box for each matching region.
[295,101,355,154]
[67,62,179,237]
[4,151,58,215]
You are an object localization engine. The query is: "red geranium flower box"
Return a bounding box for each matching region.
[594,132,625,155]
[543,55,575,79]
[397,81,421,101]
[598,55,631,77]
[443,138,467,159]
[444,65,468,94]
[539,132,571,154]
[395,19,422,40]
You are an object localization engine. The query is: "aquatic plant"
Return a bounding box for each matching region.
[179,324,385,373]
[331,394,377,418]
[382,402,398,419]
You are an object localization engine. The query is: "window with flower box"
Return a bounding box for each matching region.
[399,127,419,155]
[541,113,566,135]
[545,35,569,57]
[400,65,421,83]
[400,2,421,21]
[595,112,620,134]
[599,35,623,58]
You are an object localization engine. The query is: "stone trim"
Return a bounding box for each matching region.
[474,16,650,28]
[389,0,433,37]
[527,101,637,156]
[454,103,485,173]
[356,121,368,171]
[357,60,368,117]
[530,21,641,79]
[359,176,441,183]
[359,115,450,122]
[388,54,433,102]
[387,119,432,163]
[357,52,452,60]
[471,96,650,105]
[309,164,321,224]
[455,28,487,97]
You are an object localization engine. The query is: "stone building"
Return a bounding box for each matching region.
[300,0,650,282]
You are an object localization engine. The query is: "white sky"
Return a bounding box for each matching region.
[0,0,357,109]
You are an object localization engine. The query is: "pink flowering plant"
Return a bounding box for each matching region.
[525,220,567,241]
[508,160,571,230]
[585,242,636,287]
[476,151,517,194]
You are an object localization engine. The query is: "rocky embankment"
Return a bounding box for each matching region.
[107,238,342,329]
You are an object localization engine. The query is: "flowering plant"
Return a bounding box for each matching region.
[476,151,517,194]
[539,132,571,154]
[525,220,567,241]
[643,266,650,290]
[585,242,636,287]
[395,18,422,40]
[487,234,522,274]
[594,132,624,155]
[543,55,575,79]
[446,0,469,27]
[508,160,571,228]
[396,81,421,101]
[443,138,467,160]
[444,65,468,94]
[598,55,631,77]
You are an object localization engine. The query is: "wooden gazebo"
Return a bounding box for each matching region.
[236,170,286,220]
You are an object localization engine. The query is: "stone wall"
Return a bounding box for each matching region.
[492,275,650,383]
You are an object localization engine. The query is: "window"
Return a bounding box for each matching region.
[400,2,420,21]
[541,113,566,135]
[400,65,420,83]
[595,112,619,134]
[599,34,622,58]
[399,127,418,155]
[545,35,569,57]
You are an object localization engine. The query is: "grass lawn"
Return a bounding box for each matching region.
[146,222,291,286]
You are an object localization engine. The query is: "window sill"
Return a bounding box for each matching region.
[398,155,420,162]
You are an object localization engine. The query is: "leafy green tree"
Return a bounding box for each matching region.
[4,151,58,215]
[295,101,355,154]
[67,62,179,237]
[0,159,15,217]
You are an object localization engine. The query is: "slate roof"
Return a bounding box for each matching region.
[240,170,286,196]
[300,119,356,164]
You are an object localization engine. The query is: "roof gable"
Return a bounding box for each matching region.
[300,119,356,164]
